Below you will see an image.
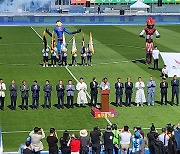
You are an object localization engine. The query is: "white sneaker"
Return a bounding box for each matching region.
[51,65,54,67]
[141,104,143,107]
[137,104,139,107]
[75,65,77,66]
[43,64,45,67]
[46,64,48,67]
[54,65,57,67]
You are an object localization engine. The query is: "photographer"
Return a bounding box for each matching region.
[151,133,165,154]
[68,134,81,154]
[147,123,158,154]
[131,131,143,154]
[158,128,169,154]
[47,128,59,154]
[119,126,131,154]
[29,127,45,154]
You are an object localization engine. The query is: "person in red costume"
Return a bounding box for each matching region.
[139,17,160,65]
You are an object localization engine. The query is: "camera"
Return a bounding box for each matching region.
[134,126,141,132]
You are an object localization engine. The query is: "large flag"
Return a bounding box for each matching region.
[71,36,77,55]
[43,30,48,51]
[89,32,94,54]
[61,33,67,53]
[160,52,180,77]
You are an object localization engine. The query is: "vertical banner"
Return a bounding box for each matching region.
[160,52,180,77]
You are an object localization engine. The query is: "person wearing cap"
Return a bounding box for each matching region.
[23,141,33,154]
[20,80,29,110]
[0,78,6,110]
[171,75,179,106]
[29,127,45,154]
[9,79,18,110]
[90,126,101,154]
[68,134,81,154]
[43,80,52,109]
[47,128,59,154]
[79,129,90,154]
[103,125,114,154]
[119,125,131,154]
[160,78,168,105]
[131,131,143,154]
[31,80,40,109]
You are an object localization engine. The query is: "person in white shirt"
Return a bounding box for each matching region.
[158,128,169,153]
[161,65,168,78]
[0,78,6,110]
[135,77,146,107]
[119,126,131,154]
[152,46,160,70]
[76,77,88,107]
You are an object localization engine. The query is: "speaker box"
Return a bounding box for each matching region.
[86,1,90,7]
[158,0,162,7]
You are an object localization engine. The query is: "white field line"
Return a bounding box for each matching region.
[2,127,163,134]
[0,42,41,46]
[30,26,112,125]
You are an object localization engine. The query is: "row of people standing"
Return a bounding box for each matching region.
[0,75,179,110]
[42,45,93,68]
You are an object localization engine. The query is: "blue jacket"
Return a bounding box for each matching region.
[9,84,18,97]
[66,84,75,96]
[43,84,52,97]
[31,85,40,98]
[54,27,72,39]
[147,80,156,93]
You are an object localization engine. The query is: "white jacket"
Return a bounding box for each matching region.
[0,83,6,97]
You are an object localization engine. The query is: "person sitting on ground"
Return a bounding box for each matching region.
[161,65,168,78]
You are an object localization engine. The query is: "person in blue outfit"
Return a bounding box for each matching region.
[131,131,143,154]
[31,80,40,109]
[51,20,81,62]
[147,76,156,106]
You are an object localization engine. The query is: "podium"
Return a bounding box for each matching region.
[100,90,110,112]
[91,89,118,118]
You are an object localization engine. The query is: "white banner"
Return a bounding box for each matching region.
[160,52,180,77]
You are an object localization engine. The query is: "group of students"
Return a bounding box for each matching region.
[42,44,93,68]
[22,123,180,154]
[0,75,179,110]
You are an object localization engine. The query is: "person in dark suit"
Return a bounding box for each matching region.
[9,80,18,110]
[160,78,168,105]
[31,80,40,109]
[125,77,133,107]
[115,78,124,107]
[23,141,33,154]
[171,75,179,106]
[56,80,65,109]
[20,80,29,110]
[43,80,52,109]
[90,77,98,107]
[65,80,75,108]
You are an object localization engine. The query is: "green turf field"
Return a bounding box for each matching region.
[0,25,180,151]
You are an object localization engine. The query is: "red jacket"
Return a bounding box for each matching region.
[69,139,81,152]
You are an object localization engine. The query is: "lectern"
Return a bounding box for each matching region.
[100,90,110,112]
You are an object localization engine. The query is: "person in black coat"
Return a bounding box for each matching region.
[23,141,33,154]
[160,78,168,105]
[90,126,101,154]
[125,77,133,107]
[171,75,179,106]
[9,80,18,110]
[56,80,65,109]
[31,80,40,109]
[90,77,98,107]
[103,125,114,154]
[152,133,165,154]
[60,130,71,154]
[115,78,124,107]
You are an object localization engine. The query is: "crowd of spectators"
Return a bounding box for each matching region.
[22,123,180,154]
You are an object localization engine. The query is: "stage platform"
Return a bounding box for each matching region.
[91,107,118,118]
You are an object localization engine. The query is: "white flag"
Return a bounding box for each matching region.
[71,36,77,55]
[61,33,67,53]
[89,32,94,54]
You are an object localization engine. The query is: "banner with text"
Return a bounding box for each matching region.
[71,0,86,4]
[90,0,180,3]
[160,52,180,77]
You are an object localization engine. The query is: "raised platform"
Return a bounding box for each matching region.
[91,107,118,118]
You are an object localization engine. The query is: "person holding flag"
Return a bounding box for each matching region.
[71,36,78,66]
[42,31,49,67]
[80,33,87,66]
